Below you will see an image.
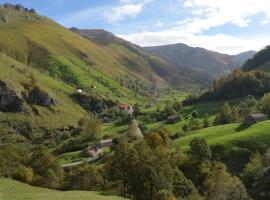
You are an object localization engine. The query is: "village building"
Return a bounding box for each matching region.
[119,104,133,113]
[97,139,113,148]
[244,113,267,125]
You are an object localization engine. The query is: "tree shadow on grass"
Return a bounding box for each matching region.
[235,123,252,132]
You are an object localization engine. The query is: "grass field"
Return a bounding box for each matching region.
[171,120,270,171]
[0,178,127,200]
[172,120,270,152]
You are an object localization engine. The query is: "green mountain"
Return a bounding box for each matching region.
[0,5,211,145]
[242,46,270,72]
[144,43,255,79]
[70,28,211,90]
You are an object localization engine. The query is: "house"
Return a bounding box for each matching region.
[119,104,133,113]
[97,139,113,148]
[244,113,267,125]
[167,115,180,124]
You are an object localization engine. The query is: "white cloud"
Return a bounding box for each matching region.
[118,29,270,54]
[180,0,270,33]
[118,0,270,54]
[104,0,153,23]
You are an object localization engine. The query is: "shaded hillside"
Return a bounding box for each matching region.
[144,43,255,78]
[242,46,270,72]
[183,69,270,105]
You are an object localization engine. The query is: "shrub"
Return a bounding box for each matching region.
[12,167,34,184]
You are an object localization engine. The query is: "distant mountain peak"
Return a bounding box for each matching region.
[144,44,256,79]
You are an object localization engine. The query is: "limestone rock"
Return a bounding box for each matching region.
[0,80,23,112]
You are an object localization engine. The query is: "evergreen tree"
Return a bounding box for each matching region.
[190,138,212,161]
[203,113,210,128]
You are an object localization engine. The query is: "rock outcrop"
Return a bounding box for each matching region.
[28,87,55,107]
[71,93,115,113]
[0,80,23,112]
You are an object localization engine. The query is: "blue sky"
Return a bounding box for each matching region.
[1,0,270,54]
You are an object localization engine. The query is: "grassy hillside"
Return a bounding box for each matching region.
[172,120,270,150]
[0,178,127,200]
[71,28,210,91]
[0,7,207,93]
[0,52,87,144]
[172,120,270,171]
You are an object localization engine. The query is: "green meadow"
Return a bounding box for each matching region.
[0,178,128,200]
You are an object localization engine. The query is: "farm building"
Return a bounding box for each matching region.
[167,115,180,124]
[119,104,133,113]
[244,113,267,125]
[98,139,113,148]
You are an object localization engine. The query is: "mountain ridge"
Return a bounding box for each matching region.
[144,43,256,79]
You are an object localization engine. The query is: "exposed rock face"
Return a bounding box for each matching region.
[28,87,55,107]
[71,93,115,113]
[0,80,23,112]
[0,14,10,23]
[0,3,36,14]
[15,4,25,11]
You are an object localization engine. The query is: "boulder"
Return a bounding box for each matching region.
[0,80,23,112]
[0,14,10,23]
[3,3,15,9]
[28,87,55,107]
[28,8,36,14]
[15,4,25,11]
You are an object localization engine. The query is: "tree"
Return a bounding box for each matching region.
[127,120,143,140]
[239,95,259,117]
[190,138,212,161]
[241,152,264,189]
[146,129,170,149]
[78,116,101,140]
[261,93,270,117]
[203,113,210,128]
[66,163,103,190]
[214,102,234,125]
[204,163,249,200]
[189,118,201,130]
[30,146,63,189]
[133,103,142,116]
[12,167,34,184]
[254,166,270,200]
[172,168,201,199]
[106,139,138,198]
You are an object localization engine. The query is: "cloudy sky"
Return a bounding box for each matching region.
[2,0,270,54]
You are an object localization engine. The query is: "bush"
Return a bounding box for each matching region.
[12,167,34,184]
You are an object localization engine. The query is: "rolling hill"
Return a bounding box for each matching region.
[172,120,270,171]
[0,178,127,200]
[0,4,210,145]
[242,45,270,72]
[144,43,255,78]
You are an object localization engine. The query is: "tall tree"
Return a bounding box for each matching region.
[190,138,212,162]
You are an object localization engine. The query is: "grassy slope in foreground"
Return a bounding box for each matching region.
[172,120,270,152]
[0,178,127,200]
